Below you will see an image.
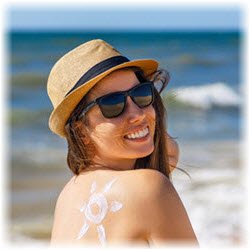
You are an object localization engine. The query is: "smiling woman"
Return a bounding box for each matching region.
[65,67,168,175]
[47,39,198,246]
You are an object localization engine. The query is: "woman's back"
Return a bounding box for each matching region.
[51,168,151,246]
[51,169,198,247]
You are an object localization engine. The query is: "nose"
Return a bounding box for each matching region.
[125,96,146,124]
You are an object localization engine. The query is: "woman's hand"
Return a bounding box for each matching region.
[165,133,179,172]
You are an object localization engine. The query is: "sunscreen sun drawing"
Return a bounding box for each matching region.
[77,178,123,245]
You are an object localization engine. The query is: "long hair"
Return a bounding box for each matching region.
[64,67,171,178]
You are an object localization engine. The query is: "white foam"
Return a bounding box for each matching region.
[172,82,241,109]
[173,165,245,247]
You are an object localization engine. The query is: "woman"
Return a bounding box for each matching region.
[47,39,198,247]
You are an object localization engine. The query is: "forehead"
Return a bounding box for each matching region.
[89,69,140,98]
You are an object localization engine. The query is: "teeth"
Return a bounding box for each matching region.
[126,127,149,139]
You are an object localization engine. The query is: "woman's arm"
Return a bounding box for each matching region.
[165,133,179,172]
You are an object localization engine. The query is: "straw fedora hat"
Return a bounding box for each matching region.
[47,39,159,138]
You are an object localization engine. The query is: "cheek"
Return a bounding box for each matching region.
[86,110,110,142]
[87,108,125,144]
[89,122,125,147]
[91,123,114,138]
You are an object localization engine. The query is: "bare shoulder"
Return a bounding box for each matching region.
[124,168,172,197]
[51,169,170,243]
[51,171,163,244]
[131,168,168,181]
[55,169,168,203]
[127,168,176,209]
[51,169,198,246]
[131,169,181,215]
[129,169,198,246]
[89,168,174,211]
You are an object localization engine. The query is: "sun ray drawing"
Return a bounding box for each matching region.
[77,178,123,246]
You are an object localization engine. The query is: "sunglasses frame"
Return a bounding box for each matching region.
[78,81,155,119]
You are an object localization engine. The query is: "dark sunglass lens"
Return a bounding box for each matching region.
[132,83,153,108]
[99,93,125,118]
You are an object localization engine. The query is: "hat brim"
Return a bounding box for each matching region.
[49,59,158,138]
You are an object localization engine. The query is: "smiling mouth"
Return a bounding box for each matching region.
[124,126,150,141]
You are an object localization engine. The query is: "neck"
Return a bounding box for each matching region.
[89,155,136,172]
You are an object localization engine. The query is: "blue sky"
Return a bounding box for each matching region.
[9,8,240,31]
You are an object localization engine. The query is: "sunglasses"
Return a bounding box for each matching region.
[78,82,155,119]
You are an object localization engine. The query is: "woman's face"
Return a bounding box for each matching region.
[85,69,156,169]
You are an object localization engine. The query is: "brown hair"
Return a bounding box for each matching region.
[65,67,171,178]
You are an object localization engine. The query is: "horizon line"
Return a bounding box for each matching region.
[8,28,241,33]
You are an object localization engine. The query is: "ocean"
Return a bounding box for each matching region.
[9,31,244,247]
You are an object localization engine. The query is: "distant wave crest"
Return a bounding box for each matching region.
[165,82,241,110]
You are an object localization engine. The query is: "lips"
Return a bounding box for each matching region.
[124,125,150,140]
[124,132,150,143]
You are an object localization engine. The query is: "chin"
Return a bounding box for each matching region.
[129,143,155,158]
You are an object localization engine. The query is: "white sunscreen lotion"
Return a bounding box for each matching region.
[77,178,123,246]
